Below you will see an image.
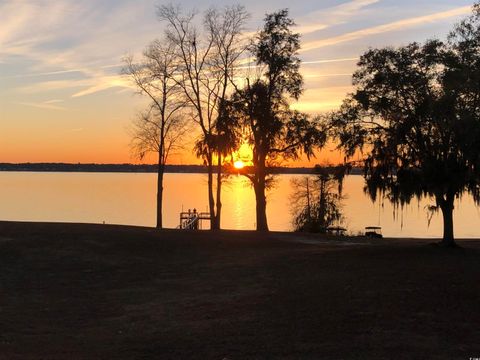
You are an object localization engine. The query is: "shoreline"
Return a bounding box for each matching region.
[1,220,479,243]
[0,163,364,175]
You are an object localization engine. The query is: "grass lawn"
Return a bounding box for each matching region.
[0,221,479,359]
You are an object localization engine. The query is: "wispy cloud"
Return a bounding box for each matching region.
[5,1,464,100]
[44,99,64,104]
[16,75,134,98]
[71,76,133,98]
[0,1,72,59]
[302,5,471,52]
[303,73,353,79]
[14,100,67,111]
[303,57,358,65]
[17,79,92,94]
[1,1,155,98]
[1,69,84,80]
[236,56,359,71]
[297,0,380,35]
[235,1,377,68]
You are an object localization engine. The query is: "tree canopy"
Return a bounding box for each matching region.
[123,39,188,229]
[229,9,326,231]
[331,4,480,246]
[290,165,349,233]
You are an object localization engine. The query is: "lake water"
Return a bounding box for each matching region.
[0,172,479,238]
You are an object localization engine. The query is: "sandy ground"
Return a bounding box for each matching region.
[0,221,479,359]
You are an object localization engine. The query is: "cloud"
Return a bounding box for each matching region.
[235,1,375,69]
[302,57,358,65]
[0,1,73,59]
[1,0,155,98]
[1,69,84,80]
[71,76,133,98]
[16,74,134,98]
[44,99,64,104]
[14,100,67,111]
[302,73,353,79]
[0,3,33,45]
[297,0,380,35]
[301,5,472,52]
[236,56,359,71]
[1,1,473,116]
[17,78,92,94]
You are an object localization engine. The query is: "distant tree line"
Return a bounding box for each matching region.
[0,163,207,173]
[0,163,357,175]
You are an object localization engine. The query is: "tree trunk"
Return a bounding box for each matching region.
[207,153,218,230]
[215,154,222,230]
[306,178,311,223]
[254,159,269,232]
[156,163,164,229]
[440,197,455,247]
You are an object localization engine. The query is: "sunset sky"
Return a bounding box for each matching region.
[0,0,473,165]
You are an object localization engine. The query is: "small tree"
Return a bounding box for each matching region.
[291,165,348,233]
[330,4,480,246]
[123,39,188,229]
[230,9,326,231]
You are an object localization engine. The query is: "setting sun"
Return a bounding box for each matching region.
[234,160,245,169]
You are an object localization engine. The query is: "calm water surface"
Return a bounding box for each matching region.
[0,172,479,238]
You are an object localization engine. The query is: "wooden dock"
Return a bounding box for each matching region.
[179,211,211,230]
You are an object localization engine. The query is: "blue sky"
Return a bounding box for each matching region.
[0,0,474,163]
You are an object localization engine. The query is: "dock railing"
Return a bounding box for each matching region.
[179,212,211,230]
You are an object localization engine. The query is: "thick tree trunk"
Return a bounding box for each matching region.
[156,163,164,229]
[215,154,222,230]
[207,153,218,230]
[254,183,268,231]
[440,198,455,247]
[254,159,269,232]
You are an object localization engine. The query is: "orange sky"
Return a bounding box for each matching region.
[0,0,471,165]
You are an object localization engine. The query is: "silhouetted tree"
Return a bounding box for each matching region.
[230,10,327,231]
[157,4,249,230]
[291,165,349,233]
[331,4,480,247]
[123,39,188,229]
